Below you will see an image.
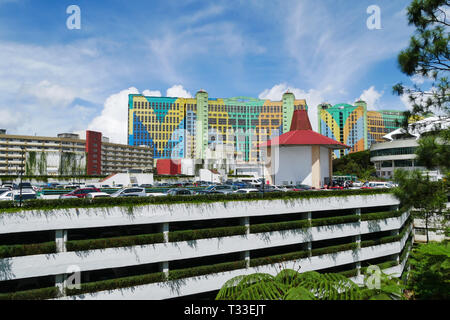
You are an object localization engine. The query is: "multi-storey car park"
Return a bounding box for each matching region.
[128,90,307,163]
[0,189,413,300]
[0,130,153,176]
[317,101,407,158]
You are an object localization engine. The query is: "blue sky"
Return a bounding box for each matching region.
[0,0,422,143]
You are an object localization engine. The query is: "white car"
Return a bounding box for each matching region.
[85,192,111,199]
[0,189,37,201]
[239,178,264,186]
[147,192,168,197]
[368,182,395,188]
[110,187,147,198]
[234,188,260,194]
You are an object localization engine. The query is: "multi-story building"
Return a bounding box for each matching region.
[0,130,153,176]
[128,90,307,163]
[0,191,412,300]
[369,116,450,179]
[317,101,406,158]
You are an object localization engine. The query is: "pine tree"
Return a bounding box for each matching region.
[393,0,449,117]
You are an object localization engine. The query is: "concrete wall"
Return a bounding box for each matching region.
[273,146,312,185]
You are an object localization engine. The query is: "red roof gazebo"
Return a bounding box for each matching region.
[260,110,349,188]
[261,110,349,149]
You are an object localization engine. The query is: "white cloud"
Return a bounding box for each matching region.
[166,85,192,98]
[180,4,225,25]
[0,109,20,128]
[142,89,162,97]
[283,1,412,91]
[359,86,383,110]
[86,87,139,145]
[146,22,265,84]
[259,83,328,132]
[19,80,77,107]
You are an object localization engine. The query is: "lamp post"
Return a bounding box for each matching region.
[19,146,25,207]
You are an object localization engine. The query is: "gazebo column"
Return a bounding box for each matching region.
[311,145,321,189]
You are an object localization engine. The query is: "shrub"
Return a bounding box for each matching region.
[66,272,166,296]
[168,260,247,281]
[0,242,56,259]
[66,233,165,252]
[169,226,247,242]
[311,215,360,227]
[250,219,310,234]
[0,287,59,300]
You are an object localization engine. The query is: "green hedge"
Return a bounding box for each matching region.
[0,287,59,300]
[0,242,56,259]
[250,242,358,268]
[250,250,310,267]
[66,233,165,252]
[169,226,247,242]
[66,272,166,296]
[250,219,310,234]
[311,242,358,256]
[311,214,360,227]
[0,188,392,213]
[67,260,247,297]
[168,260,247,281]
[360,209,406,221]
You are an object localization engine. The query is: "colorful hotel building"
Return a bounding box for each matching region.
[128,90,307,162]
[317,101,406,158]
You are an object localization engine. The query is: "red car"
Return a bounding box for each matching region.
[59,187,101,199]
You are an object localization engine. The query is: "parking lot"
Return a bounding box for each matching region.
[0,179,396,202]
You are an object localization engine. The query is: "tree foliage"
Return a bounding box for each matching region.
[393,169,448,242]
[406,241,450,299]
[393,0,450,117]
[215,269,404,300]
[333,150,376,180]
[415,128,450,171]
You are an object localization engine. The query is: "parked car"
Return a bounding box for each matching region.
[240,178,264,186]
[0,187,11,194]
[63,184,80,189]
[101,185,111,188]
[85,192,111,199]
[257,185,285,192]
[352,181,363,187]
[59,187,101,199]
[139,184,153,188]
[1,182,15,189]
[110,187,147,198]
[367,182,394,188]
[233,188,260,194]
[147,192,168,197]
[199,185,236,194]
[0,189,37,201]
[291,184,312,191]
[17,182,33,190]
[166,188,195,196]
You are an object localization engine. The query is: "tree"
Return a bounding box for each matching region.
[333,150,376,180]
[215,269,404,300]
[393,169,448,243]
[415,127,450,171]
[393,0,449,117]
[406,241,450,299]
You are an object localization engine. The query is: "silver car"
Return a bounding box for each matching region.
[110,187,146,198]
